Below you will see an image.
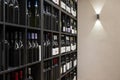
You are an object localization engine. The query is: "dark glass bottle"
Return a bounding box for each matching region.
[34,0,39,27]
[31,33,35,62]
[66,18,70,33]
[14,32,19,66]
[34,33,39,61]
[14,0,19,24]
[52,35,59,56]
[19,70,23,80]
[8,0,14,23]
[61,35,65,53]
[15,72,19,80]
[0,0,3,21]
[61,56,66,74]
[0,36,2,71]
[45,33,51,58]
[9,32,19,67]
[65,36,70,52]
[27,33,32,63]
[46,5,51,30]
[19,32,24,65]
[27,0,32,26]
[5,0,9,22]
[61,15,66,32]
[5,32,10,69]
[27,68,33,80]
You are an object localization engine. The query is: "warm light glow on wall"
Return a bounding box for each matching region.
[94,20,102,31]
[90,19,106,38]
[95,7,102,14]
[90,0,106,14]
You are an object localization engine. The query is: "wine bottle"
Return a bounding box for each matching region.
[0,41,2,71]
[66,36,70,52]
[27,0,32,26]
[54,12,59,31]
[43,35,46,59]
[61,35,65,53]
[73,54,77,67]
[70,19,74,34]
[66,56,69,70]
[8,0,14,23]
[61,15,66,32]
[26,68,33,80]
[31,33,35,62]
[5,32,10,69]
[34,33,39,61]
[74,21,77,34]
[5,0,9,22]
[9,32,19,67]
[52,58,59,80]
[26,0,35,27]
[34,0,39,27]
[70,37,73,51]
[66,18,70,33]
[61,56,66,74]
[0,0,3,21]
[15,72,19,80]
[27,33,32,63]
[52,10,56,31]
[14,31,19,66]
[14,0,19,24]
[73,69,77,80]
[19,70,23,80]
[46,33,52,58]
[19,32,24,65]
[52,35,59,56]
[46,5,51,30]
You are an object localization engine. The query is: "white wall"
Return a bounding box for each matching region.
[78,0,120,80]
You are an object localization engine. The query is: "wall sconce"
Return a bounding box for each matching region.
[97,14,100,20]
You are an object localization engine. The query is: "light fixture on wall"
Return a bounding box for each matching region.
[97,14,100,20]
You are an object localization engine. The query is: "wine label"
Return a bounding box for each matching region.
[52,0,59,5]
[55,47,59,55]
[73,76,77,80]
[63,65,66,73]
[69,61,72,68]
[63,26,66,32]
[52,48,56,55]
[67,62,69,70]
[74,60,77,67]
[66,6,70,13]
[71,8,74,15]
[67,28,71,33]
[61,47,65,53]
[66,46,70,52]
[71,44,73,51]
[61,67,63,74]
[73,10,77,17]
[71,29,74,34]
[52,47,59,55]
[54,35,57,40]
[61,1,65,9]
[39,45,41,61]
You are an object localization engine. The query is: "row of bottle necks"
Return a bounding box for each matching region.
[0,30,77,70]
[0,0,77,33]
[0,66,77,80]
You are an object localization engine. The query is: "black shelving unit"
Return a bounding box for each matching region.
[0,0,78,80]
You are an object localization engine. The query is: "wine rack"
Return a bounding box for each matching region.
[0,0,78,80]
